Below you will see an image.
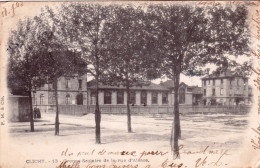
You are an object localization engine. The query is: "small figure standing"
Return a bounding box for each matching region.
[36,107,41,118]
[33,107,37,119]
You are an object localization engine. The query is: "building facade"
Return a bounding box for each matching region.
[87,80,202,107]
[32,74,88,112]
[201,69,249,105]
[160,81,203,105]
[33,76,203,114]
[33,69,251,115]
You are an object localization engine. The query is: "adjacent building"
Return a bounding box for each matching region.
[160,81,202,105]
[201,69,250,105]
[32,74,88,112]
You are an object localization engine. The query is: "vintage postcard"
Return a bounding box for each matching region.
[0,1,260,168]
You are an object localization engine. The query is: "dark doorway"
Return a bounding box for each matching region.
[76,93,83,105]
[235,97,244,106]
[210,99,217,105]
[203,99,207,106]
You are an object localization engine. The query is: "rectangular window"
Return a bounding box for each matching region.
[78,79,82,89]
[208,80,210,85]
[230,79,232,85]
[244,78,247,90]
[65,94,71,104]
[129,91,136,104]
[104,90,112,104]
[152,92,158,104]
[204,80,206,86]
[90,91,96,105]
[187,88,192,92]
[162,92,168,104]
[213,79,215,86]
[220,88,224,95]
[141,91,147,105]
[32,96,35,105]
[65,79,70,89]
[212,89,215,96]
[41,82,45,88]
[117,90,124,104]
[40,94,44,104]
[221,79,223,84]
[52,95,56,104]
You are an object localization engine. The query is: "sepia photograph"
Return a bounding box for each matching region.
[0,1,260,168]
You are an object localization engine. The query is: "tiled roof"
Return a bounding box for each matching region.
[88,80,202,93]
[160,80,175,88]
[161,80,202,93]
[160,80,188,88]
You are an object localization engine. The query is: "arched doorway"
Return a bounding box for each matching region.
[76,93,83,105]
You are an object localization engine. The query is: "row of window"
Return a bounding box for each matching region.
[90,91,169,105]
[203,78,247,86]
[33,93,84,105]
[204,79,224,86]
[40,79,83,90]
[33,94,45,105]
[204,88,224,96]
[204,87,246,96]
[65,79,82,89]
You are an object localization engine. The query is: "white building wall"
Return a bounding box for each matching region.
[136,91,141,105]
[111,91,117,105]
[124,91,127,105]
[158,92,162,105]
[147,91,152,105]
[99,92,104,105]
[185,93,193,105]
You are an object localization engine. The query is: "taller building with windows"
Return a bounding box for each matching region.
[32,74,88,112]
[201,69,249,105]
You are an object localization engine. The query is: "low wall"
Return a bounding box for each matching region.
[59,105,88,116]
[87,105,251,115]
[37,104,251,116]
[8,96,30,122]
[39,105,88,116]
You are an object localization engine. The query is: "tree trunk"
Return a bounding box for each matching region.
[28,84,34,132]
[171,72,181,157]
[95,78,101,144]
[54,77,59,136]
[126,83,132,133]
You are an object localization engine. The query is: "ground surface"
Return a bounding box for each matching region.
[4,112,254,168]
